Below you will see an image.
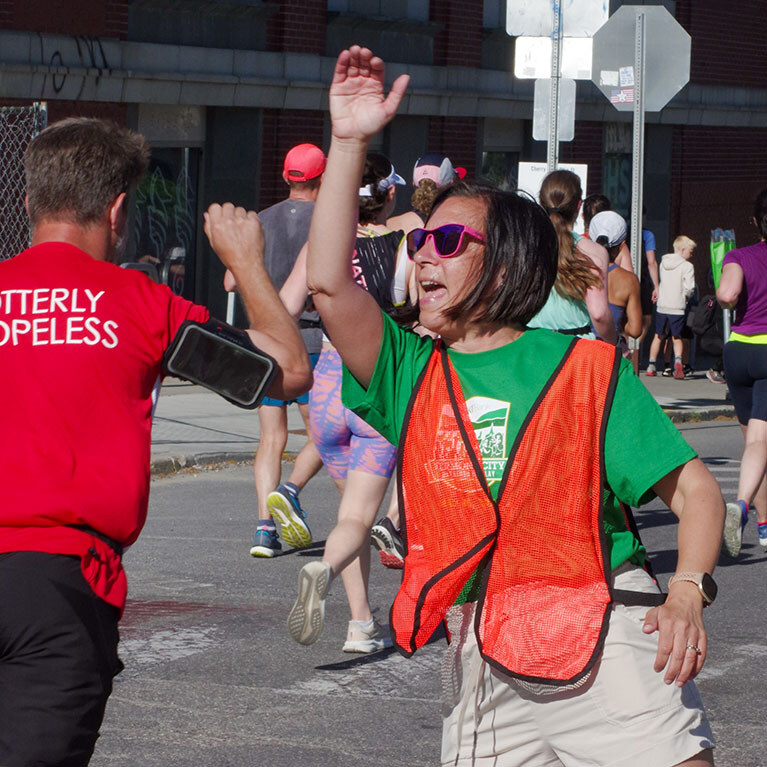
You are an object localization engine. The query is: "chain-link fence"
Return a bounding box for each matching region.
[0,103,47,260]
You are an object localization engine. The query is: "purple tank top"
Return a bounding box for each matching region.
[724,241,767,334]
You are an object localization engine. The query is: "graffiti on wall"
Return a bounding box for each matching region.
[133,149,199,298]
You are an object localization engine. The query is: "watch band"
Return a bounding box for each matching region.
[668,572,715,604]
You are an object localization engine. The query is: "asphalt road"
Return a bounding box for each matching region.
[92,419,766,767]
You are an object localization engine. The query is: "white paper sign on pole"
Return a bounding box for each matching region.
[517,161,589,234]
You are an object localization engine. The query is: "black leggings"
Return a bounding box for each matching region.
[723,340,767,424]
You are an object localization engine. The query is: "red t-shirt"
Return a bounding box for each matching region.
[0,242,209,608]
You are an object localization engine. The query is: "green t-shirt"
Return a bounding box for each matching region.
[342,313,696,599]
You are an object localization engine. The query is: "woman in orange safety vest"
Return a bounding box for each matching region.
[287,46,725,767]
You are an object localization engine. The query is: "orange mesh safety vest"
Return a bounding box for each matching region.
[392,337,622,685]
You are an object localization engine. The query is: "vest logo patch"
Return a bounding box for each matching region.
[466,396,510,486]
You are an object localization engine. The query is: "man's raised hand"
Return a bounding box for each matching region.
[203,203,264,272]
[329,46,409,143]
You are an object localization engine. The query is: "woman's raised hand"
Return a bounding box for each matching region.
[329,46,409,143]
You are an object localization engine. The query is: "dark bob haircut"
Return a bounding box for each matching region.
[398,181,558,328]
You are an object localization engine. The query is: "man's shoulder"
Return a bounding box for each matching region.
[259,197,314,219]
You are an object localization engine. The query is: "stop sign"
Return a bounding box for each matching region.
[591,5,690,112]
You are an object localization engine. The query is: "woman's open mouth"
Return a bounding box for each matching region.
[419,279,447,305]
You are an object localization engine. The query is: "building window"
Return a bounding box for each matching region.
[133,148,201,300]
[481,151,519,190]
[603,122,632,217]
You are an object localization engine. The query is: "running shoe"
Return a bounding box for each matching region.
[342,618,393,653]
[370,517,405,569]
[645,364,657,377]
[267,485,312,550]
[662,366,673,377]
[288,561,332,646]
[684,365,694,379]
[758,521,767,549]
[250,526,282,558]
[673,361,685,380]
[706,369,726,384]
[723,500,748,557]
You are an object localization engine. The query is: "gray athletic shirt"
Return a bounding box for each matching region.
[259,197,322,354]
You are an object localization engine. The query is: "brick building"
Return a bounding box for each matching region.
[0,0,765,311]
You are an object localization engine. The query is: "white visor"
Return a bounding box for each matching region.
[359,165,406,197]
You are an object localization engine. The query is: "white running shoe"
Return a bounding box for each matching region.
[287,561,332,646]
[723,501,748,558]
[342,618,393,653]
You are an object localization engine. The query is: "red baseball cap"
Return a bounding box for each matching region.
[283,143,326,182]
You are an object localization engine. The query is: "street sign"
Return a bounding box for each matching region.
[591,5,690,113]
[591,6,691,359]
[511,1,611,171]
[514,37,592,80]
[533,78,575,142]
[507,0,608,37]
[518,161,588,235]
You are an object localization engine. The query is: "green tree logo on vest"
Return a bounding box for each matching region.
[466,397,510,485]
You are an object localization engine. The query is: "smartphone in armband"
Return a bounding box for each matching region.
[163,319,277,409]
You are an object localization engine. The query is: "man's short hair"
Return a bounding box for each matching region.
[287,177,322,193]
[25,117,149,227]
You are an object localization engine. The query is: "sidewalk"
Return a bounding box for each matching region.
[151,366,735,476]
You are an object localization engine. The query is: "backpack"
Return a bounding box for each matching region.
[689,294,718,336]
[690,294,724,355]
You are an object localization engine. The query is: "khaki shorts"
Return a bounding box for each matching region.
[441,567,714,767]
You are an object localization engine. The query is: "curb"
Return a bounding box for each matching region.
[150,451,255,477]
[665,407,735,424]
[150,449,300,477]
[149,408,736,477]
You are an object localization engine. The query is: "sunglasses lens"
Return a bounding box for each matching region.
[406,229,426,257]
[435,225,463,257]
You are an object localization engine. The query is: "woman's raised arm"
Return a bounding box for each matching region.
[306,46,408,389]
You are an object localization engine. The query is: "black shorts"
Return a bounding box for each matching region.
[723,340,767,424]
[655,312,686,338]
[0,552,122,767]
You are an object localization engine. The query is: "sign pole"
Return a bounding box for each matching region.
[226,291,236,325]
[630,11,645,282]
[547,0,563,172]
[628,11,645,364]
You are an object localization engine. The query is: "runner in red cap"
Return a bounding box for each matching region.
[283,143,327,183]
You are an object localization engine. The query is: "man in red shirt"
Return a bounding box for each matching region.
[0,118,311,766]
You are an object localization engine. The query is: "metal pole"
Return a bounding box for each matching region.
[628,11,646,359]
[547,0,563,172]
[226,291,236,325]
[630,11,645,282]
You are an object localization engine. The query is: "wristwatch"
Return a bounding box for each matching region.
[668,572,718,606]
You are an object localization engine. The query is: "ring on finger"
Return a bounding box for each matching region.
[686,643,702,655]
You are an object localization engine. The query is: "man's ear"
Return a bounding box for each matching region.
[109,192,128,233]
